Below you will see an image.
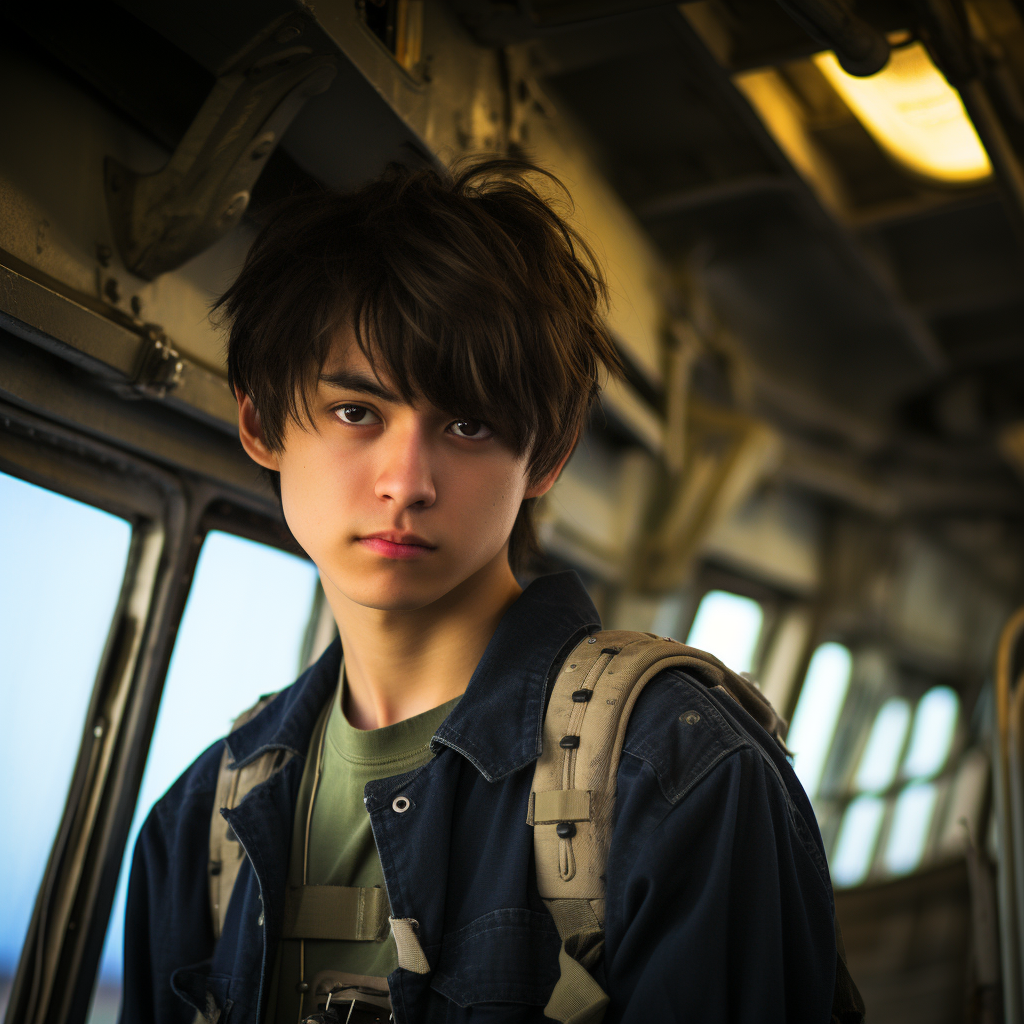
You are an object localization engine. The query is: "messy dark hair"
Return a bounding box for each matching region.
[216,158,622,569]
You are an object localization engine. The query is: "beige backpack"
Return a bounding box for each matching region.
[208,631,859,1024]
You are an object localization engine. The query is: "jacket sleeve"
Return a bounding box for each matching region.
[603,744,837,1024]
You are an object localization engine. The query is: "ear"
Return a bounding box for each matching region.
[524,442,575,500]
[237,393,281,471]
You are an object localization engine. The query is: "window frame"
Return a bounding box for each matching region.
[0,396,299,1024]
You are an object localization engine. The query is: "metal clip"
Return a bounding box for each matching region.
[133,327,184,398]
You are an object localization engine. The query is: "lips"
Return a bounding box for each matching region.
[357,531,436,560]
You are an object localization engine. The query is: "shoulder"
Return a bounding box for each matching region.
[620,666,751,805]
[619,665,830,881]
[142,683,294,841]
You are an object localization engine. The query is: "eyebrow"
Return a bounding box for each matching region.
[319,368,401,404]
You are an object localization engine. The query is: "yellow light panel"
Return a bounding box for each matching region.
[814,42,991,184]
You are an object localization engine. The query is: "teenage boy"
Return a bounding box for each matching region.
[121,160,841,1024]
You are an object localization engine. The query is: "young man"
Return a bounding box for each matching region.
[121,160,841,1023]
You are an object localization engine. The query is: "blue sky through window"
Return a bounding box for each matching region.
[0,473,132,992]
[88,530,318,1020]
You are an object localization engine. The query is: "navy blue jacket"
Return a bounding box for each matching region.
[121,571,837,1023]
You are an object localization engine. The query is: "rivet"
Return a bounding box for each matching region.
[93,724,104,738]
[587,637,597,644]
[392,795,411,813]
[681,711,700,726]
[565,663,578,672]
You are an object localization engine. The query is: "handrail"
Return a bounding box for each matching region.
[994,606,1024,1023]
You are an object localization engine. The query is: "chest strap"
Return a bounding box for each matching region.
[281,884,391,942]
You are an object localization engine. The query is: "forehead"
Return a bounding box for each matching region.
[320,327,422,409]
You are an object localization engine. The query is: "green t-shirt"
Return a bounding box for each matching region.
[269,670,460,1022]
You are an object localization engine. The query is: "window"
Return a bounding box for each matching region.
[831,795,886,887]
[787,643,853,799]
[88,531,319,1022]
[829,684,960,887]
[903,686,958,779]
[884,783,939,874]
[685,590,764,675]
[0,472,132,1016]
[855,698,911,793]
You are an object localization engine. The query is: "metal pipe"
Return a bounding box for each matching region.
[774,0,890,76]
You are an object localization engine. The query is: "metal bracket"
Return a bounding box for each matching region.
[133,326,184,398]
[105,22,337,280]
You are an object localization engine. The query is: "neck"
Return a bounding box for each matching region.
[323,551,522,730]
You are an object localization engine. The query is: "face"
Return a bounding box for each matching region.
[239,329,558,611]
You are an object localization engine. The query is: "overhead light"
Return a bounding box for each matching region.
[814,42,991,184]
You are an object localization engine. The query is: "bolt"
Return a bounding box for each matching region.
[222,191,250,222]
[250,133,276,160]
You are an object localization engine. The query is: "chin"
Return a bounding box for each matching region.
[336,567,454,612]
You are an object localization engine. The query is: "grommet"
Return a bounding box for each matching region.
[559,735,580,749]
[587,637,597,644]
[556,821,577,839]
[571,689,592,702]
[296,981,309,993]
[392,795,411,813]
[681,711,700,726]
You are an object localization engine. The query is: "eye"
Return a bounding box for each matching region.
[335,404,381,425]
[449,419,493,439]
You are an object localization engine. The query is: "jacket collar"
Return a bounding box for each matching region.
[432,571,601,781]
[226,570,601,780]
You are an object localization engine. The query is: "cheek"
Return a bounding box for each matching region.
[451,460,529,540]
[276,448,353,544]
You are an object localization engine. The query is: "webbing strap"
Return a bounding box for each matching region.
[543,899,608,1024]
[208,693,285,940]
[531,790,592,824]
[282,885,390,941]
[389,918,431,974]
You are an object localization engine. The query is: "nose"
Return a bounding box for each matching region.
[374,420,437,509]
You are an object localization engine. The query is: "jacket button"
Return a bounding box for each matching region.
[392,795,411,813]
[559,735,580,749]
[556,822,576,838]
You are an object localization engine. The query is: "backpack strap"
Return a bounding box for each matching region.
[528,629,788,1024]
[206,695,419,967]
[208,692,289,939]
